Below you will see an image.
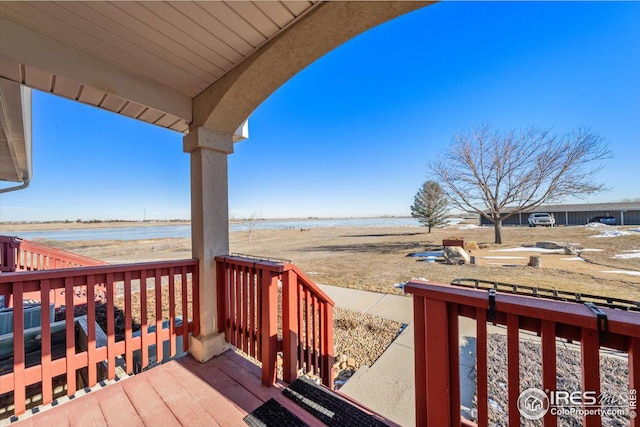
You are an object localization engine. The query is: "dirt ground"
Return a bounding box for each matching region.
[28,223,640,301]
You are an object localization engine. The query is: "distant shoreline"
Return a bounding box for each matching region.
[0,216,419,232]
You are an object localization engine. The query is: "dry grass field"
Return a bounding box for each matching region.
[32,222,640,302]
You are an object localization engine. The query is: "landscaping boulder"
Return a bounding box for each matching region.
[444,246,471,265]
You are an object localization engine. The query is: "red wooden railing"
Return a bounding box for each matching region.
[1,236,108,309]
[215,255,335,387]
[0,236,106,272]
[0,260,199,417]
[404,280,640,427]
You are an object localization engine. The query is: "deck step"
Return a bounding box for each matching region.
[244,398,308,427]
[282,378,390,427]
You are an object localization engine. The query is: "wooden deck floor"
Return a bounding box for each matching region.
[12,350,323,427]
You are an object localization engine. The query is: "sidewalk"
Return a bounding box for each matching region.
[318,284,417,426]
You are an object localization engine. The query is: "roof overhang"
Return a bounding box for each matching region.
[0,78,31,188]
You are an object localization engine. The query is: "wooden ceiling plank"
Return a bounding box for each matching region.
[30,2,208,90]
[172,2,254,55]
[100,94,128,112]
[85,1,222,83]
[138,107,164,123]
[197,2,265,48]
[77,85,105,106]
[158,2,244,63]
[254,1,296,29]
[52,75,81,100]
[134,2,235,71]
[0,56,22,83]
[281,1,313,17]
[226,2,280,39]
[23,65,52,92]
[120,101,147,119]
[1,3,198,95]
[76,2,217,84]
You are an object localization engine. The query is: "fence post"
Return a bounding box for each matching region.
[282,269,299,383]
[260,271,279,385]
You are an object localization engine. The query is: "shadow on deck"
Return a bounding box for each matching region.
[12,350,322,427]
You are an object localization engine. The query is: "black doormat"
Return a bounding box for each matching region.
[244,398,308,427]
[282,378,389,427]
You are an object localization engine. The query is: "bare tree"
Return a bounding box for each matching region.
[411,180,449,233]
[431,125,610,244]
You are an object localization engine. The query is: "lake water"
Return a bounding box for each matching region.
[1,217,422,241]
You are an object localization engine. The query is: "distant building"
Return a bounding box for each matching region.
[478,202,640,226]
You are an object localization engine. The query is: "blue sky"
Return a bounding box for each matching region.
[1,1,639,222]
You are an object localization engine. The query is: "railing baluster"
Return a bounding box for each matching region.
[40,279,52,405]
[235,264,242,348]
[298,281,303,368]
[244,266,250,354]
[216,259,225,335]
[413,294,427,426]
[261,272,278,385]
[249,267,256,358]
[192,264,199,337]
[282,269,298,383]
[87,274,97,387]
[313,295,319,375]
[181,266,189,352]
[581,328,601,427]
[13,284,25,415]
[305,288,312,373]
[448,303,461,424]
[475,308,488,427]
[65,276,76,396]
[541,320,557,427]
[507,313,520,426]
[323,302,334,388]
[229,264,236,347]
[169,267,176,358]
[155,269,163,364]
[630,338,639,427]
[106,273,115,380]
[124,271,133,374]
[140,270,148,370]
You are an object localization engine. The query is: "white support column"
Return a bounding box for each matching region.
[183,127,234,362]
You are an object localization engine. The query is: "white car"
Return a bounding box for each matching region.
[528,213,555,227]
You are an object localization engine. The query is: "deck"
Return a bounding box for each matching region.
[12,350,322,427]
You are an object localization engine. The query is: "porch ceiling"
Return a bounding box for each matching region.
[0,1,320,133]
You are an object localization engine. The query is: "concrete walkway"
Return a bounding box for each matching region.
[318,284,417,426]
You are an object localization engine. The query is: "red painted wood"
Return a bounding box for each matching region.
[630,338,640,427]
[541,320,557,427]
[313,295,319,374]
[181,266,189,352]
[97,383,145,427]
[40,279,53,405]
[124,271,134,375]
[192,264,200,338]
[476,308,488,427]
[305,288,312,373]
[107,273,116,379]
[261,273,278,385]
[298,282,304,366]
[169,267,176,357]
[64,276,76,397]
[87,274,97,387]
[216,260,225,335]
[507,313,520,427]
[448,303,461,425]
[140,269,148,370]
[282,269,298,383]
[424,298,451,427]
[249,267,256,358]
[155,269,163,364]
[323,302,335,388]
[121,376,182,426]
[229,264,236,346]
[13,285,25,414]
[413,295,427,427]
[235,264,242,349]
[581,328,601,427]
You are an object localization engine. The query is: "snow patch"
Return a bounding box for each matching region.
[578,248,605,252]
[589,230,632,238]
[584,222,610,228]
[482,256,527,260]
[601,270,640,277]
[561,257,584,261]
[490,247,563,253]
[612,250,640,259]
[458,224,481,230]
[629,228,640,232]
